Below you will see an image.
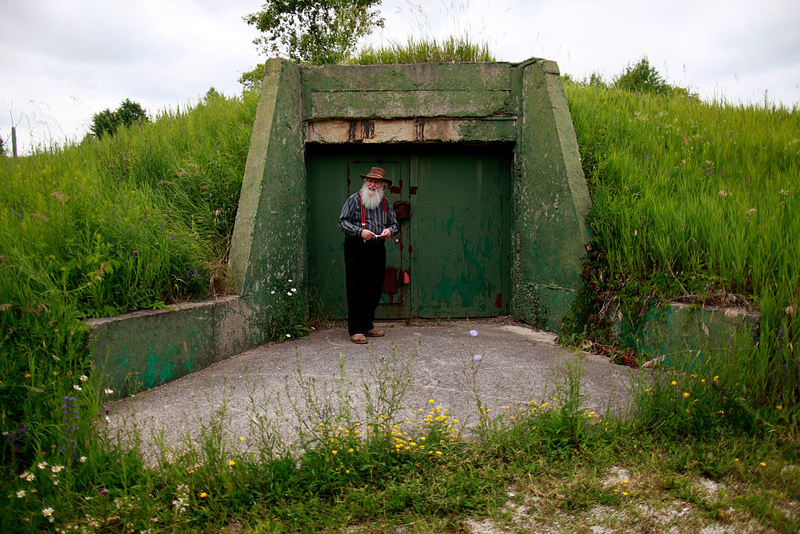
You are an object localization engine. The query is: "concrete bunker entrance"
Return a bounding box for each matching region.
[307,142,513,320]
[89,58,596,395]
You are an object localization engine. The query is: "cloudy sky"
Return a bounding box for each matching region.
[2,0,798,155]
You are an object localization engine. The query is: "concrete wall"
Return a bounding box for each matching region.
[616,303,760,367]
[89,295,271,396]
[513,59,593,330]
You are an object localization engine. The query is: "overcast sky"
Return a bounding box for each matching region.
[2,0,798,155]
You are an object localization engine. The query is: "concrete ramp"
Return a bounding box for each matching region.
[109,320,633,459]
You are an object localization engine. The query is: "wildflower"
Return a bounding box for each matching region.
[51,465,63,474]
[623,491,629,496]
[734,458,739,463]
[428,399,435,404]
[228,460,236,467]
[786,306,795,316]
[713,376,719,382]
[80,456,87,463]
[777,405,783,410]
[683,392,690,398]
[74,384,82,391]
[199,492,207,498]
[286,333,292,338]
[80,375,88,382]
[24,373,31,379]
[435,451,442,456]
[239,436,245,442]
[718,190,729,197]
[760,462,767,467]
[104,388,114,395]
[670,380,677,386]
[132,250,138,254]
[16,490,25,498]
[469,329,478,337]
[38,462,48,470]
[42,508,54,522]
[20,472,34,482]
[473,354,482,361]
[331,450,338,455]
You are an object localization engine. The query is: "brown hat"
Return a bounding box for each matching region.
[359,167,392,186]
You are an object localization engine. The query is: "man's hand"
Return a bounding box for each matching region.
[378,229,391,239]
[360,229,377,240]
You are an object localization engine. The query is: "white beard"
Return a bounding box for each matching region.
[360,184,384,210]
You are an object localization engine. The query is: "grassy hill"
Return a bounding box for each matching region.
[563,81,799,410]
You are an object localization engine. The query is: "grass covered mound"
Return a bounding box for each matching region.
[562,82,799,411]
[0,90,259,470]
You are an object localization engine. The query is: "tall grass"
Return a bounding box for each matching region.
[0,90,259,470]
[350,35,495,64]
[563,82,800,413]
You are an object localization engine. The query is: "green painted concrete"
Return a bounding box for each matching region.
[617,303,760,367]
[90,297,258,396]
[229,58,307,298]
[512,59,592,330]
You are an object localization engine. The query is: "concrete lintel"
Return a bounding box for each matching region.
[306,117,516,144]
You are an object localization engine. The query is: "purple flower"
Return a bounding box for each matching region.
[469,329,478,337]
[473,354,483,361]
[132,250,138,254]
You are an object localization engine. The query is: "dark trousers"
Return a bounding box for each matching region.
[344,237,386,336]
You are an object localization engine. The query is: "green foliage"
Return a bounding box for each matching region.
[265,284,310,342]
[350,35,495,64]
[562,78,800,409]
[244,0,384,65]
[0,90,260,475]
[613,56,671,95]
[239,63,266,91]
[89,98,149,139]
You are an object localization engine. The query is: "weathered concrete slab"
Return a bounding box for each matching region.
[108,320,634,459]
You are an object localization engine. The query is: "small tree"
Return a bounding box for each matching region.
[244,0,384,65]
[238,63,266,91]
[613,56,670,95]
[90,98,149,139]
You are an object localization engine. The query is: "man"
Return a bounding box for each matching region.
[338,167,399,344]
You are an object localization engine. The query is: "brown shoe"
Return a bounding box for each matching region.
[350,334,368,344]
[364,328,384,337]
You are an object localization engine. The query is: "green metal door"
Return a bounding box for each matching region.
[411,148,511,317]
[307,145,510,319]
